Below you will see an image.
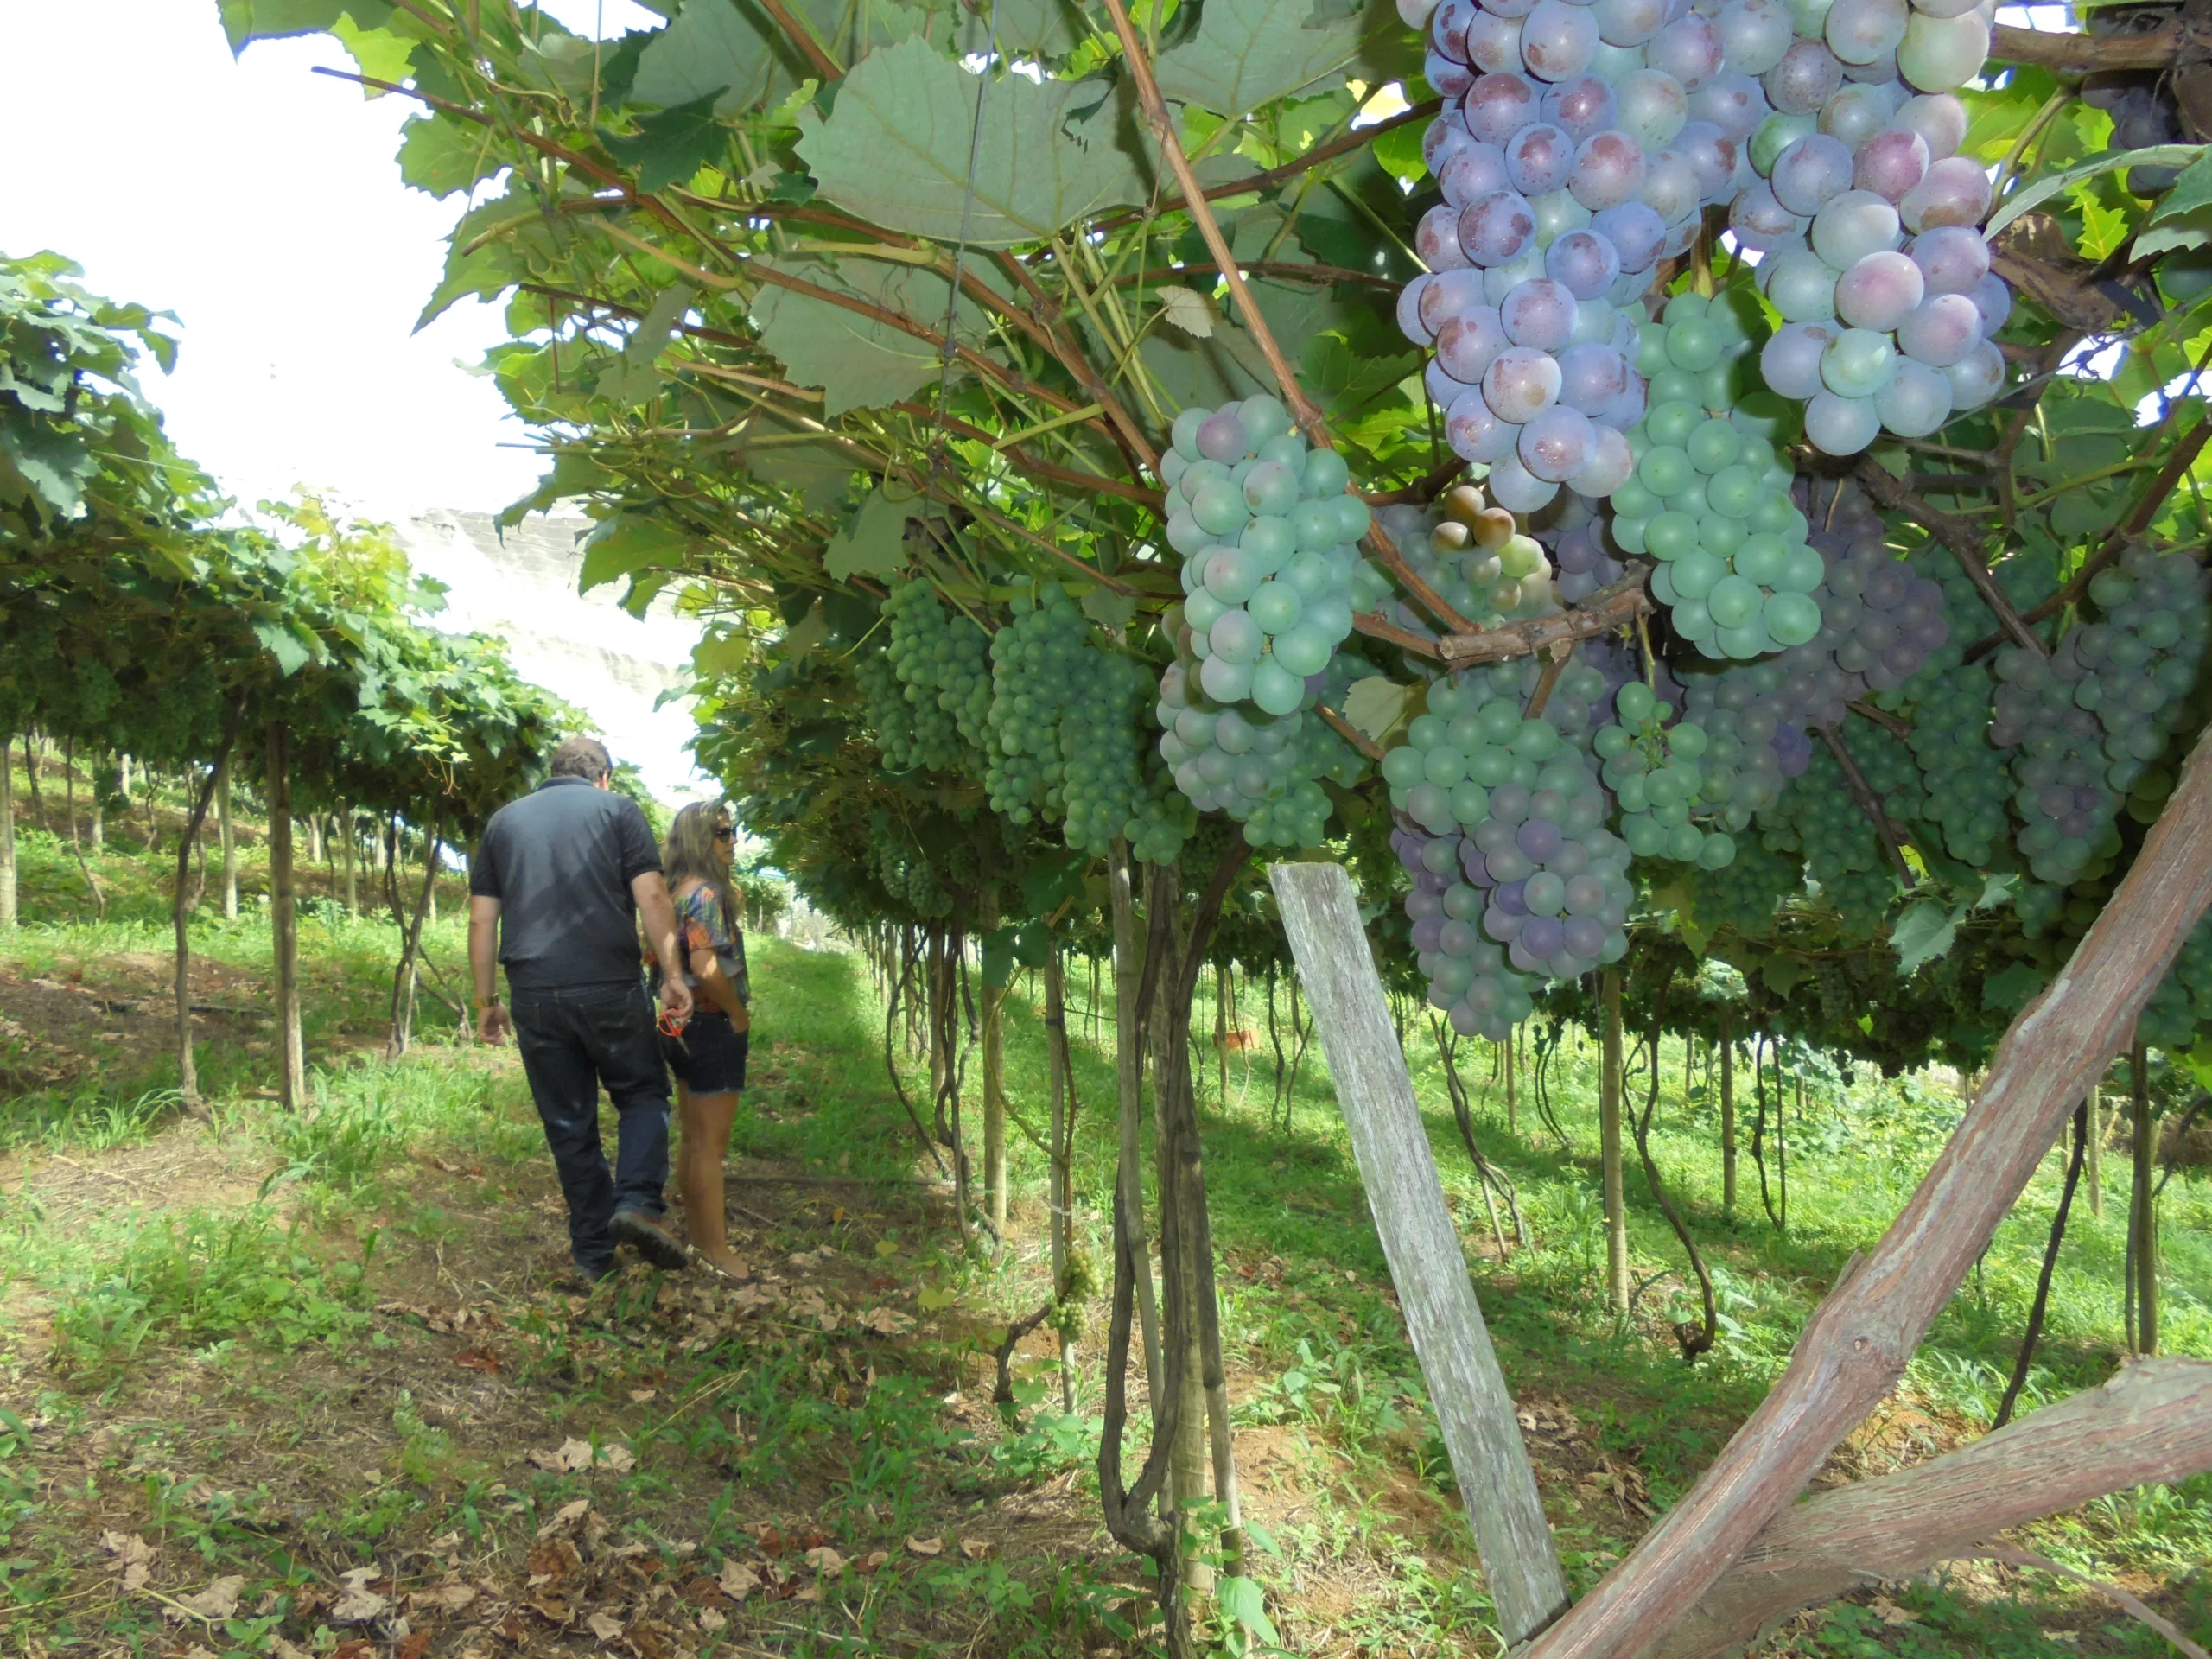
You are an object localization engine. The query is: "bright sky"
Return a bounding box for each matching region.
[0,0,714,798]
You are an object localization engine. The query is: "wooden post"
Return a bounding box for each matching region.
[981,890,1007,1238]
[1270,861,1569,1644]
[340,809,356,913]
[218,767,238,920]
[0,734,16,930]
[2131,1041,2158,1357]
[1522,721,2212,1659]
[1504,1027,1517,1134]
[1046,943,1077,1413]
[1601,971,1630,1314]
[266,724,305,1109]
[1109,840,1164,1405]
[2085,1084,2103,1218]
[1720,1014,1737,1218]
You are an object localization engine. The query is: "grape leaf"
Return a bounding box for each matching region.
[1216,1577,1279,1646]
[795,36,1149,247]
[1340,676,1411,742]
[2152,151,2212,224]
[601,92,731,193]
[579,513,693,593]
[219,0,392,52]
[1981,960,2046,1014]
[962,0,1091,59]
[396,115,502,199]
[331,13,416,86]
[824,489,912,580]
[1890,899,1962,976]
[630,0,815,115]
[783,600,829,662]
[1080,587,1137,629]
[1153,0,1367,117]
[1157,286,1217,339]
[1986,144,2206,238]
[750,252,991,415]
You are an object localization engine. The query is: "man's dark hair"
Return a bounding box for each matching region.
[548,736,614,782]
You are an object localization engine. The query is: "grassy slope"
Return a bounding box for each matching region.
[0,757,2207,1658]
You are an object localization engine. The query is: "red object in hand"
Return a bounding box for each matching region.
[658,1005,690,1038]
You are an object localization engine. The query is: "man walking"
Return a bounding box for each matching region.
[469,736,695,1280]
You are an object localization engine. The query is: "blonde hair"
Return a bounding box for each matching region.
[664,801,740,933]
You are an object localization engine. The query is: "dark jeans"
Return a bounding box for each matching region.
[511,981,671,1272]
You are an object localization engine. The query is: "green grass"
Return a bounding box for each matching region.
[0,800,2206,1656]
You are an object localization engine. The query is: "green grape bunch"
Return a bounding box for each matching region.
[1611,292,1827,660]
[983,583,1091,823]
[874,578,990,774]
[1162,393,1371,717]
[1594,678,1738,868]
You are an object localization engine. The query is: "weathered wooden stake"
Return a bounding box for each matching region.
[1270,861,1568,1644]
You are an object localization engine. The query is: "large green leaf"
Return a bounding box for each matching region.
[750,252,989,415]
[1987,143,2206,237]
[396,115,503,200]
[631,0,814,114]
[219,0,391,52]
[578,513,693,592]
[601,92,731,193]
[796,36,1149,247]
[823,488,913,580]
[1153,0,1386,117]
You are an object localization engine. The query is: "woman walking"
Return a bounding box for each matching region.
[655,802,752,1275]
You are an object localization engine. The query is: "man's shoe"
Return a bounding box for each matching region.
[611,1208,690,1271]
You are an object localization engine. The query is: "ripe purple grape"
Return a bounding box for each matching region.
[1459,190,1541,265]
[1437,304,1512,380]
[1638,147,1700,222]
[1943,339,2005,410]
[1805,388,1880,454]
[1967,270,2012,335]
[1910,225,1991,296]
[1818,82,1903,150]
[1893,92,1967,161]
[1487,449,1560,512]
[1570,129,1648,209]
[1690,72,1769,140]
[1466,72,1541,143]
[1519,404,1598,480]
[1649,14,1725,86]
[1546,227,1622,297]
[1431,0,1476,61]
[1505,124,1578,195]
[1556,340,1631,411]
[1520,0,1600,79]
[1764,38,1842,115]
[1567,423,1636,494]
[1503,278,1578,349]
[1894,291,1980,365]
[1425,111,1476,174]
[1675,120,1740,201]
[1730,180,1808,251]
[1446,389,1520,462]
[1440,138,1513,206]
[1397,275,1435,345]
[1417,267,1487,335]
[1760,319,1838,399]
[1834,249,1924,331]
[1592,200,1666,270]
[1466,8,1528,71]
[1897,10,1990,94]
[1484,346,1565,422]
[1853,127,1929,202]
[1425,49,1476,98]
[1543,74,1619,141]
[1418,204,1473,270]
[1900,156,1993,232]
[1770,132,1854,214]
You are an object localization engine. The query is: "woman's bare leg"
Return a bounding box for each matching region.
[678,1084,744,1271]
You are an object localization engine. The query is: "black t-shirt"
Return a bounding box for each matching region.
[470,777,662,990]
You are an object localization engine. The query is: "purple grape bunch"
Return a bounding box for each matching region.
[1732,0,2010,453]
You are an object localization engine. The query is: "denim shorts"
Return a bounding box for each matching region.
[662,1010,749,1094]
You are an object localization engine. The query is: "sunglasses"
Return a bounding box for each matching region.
[714,826,734,842]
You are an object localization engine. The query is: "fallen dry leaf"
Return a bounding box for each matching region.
[332,1567,391,1624]
[804,1546,846,1575]
[586,1610,626,1641]
[717,1560,760,1599]
[857,1306,912,1336]
[905,1535,943,1557]
[697,1606,727,1632]
[959,1538,991,1561]
[859,1550,890,1574]
[99,1529,155,1592]
[175,1574,246,1620]
[529,1437,634,1474]
[454,1346,501,1375]
[627,1388,658,1402]
[409,1583,478,1613]
[537,1499,593,1541]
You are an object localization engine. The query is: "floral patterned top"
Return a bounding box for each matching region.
[653,880,748,1007]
